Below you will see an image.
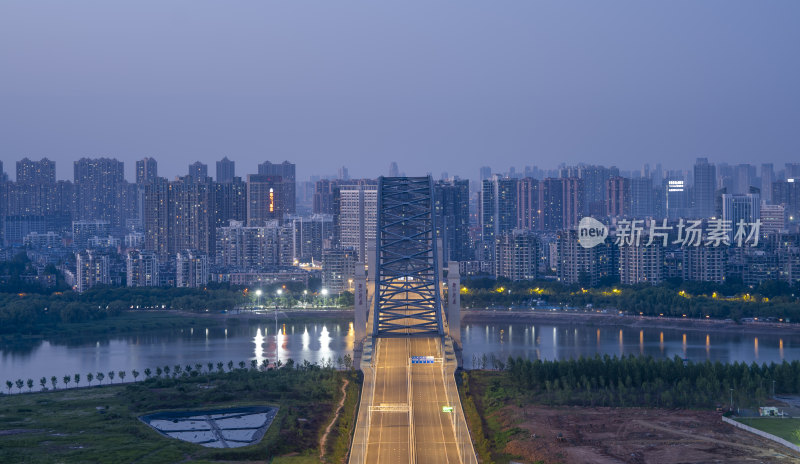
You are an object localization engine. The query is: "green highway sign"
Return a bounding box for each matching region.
[441,406,453,413]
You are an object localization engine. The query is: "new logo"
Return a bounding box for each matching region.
[578,217,608,248]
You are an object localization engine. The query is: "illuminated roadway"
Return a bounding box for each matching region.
[365,336,460,464]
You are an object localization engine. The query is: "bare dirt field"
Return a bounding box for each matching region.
[497,405,800,463]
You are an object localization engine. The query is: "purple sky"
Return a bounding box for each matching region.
[1,1,799,182]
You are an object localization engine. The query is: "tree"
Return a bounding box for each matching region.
[144,368,151,378]
[195,363,203,373]
[207,362,214,373]
[108,371,115,383]
[50,376,57,389]
[16,379,24,393]
[74,374,80,387]
[156,367,162,377]
[173,365,182,377]
[118,371,126,383]
[343,354,353,370]
[217,362,224,373]
[227,360,234,372]
[250,359,257,370]
[132,370,140,381]
[87,373,94,385]
[5,380,11,394]
[26,379,33,392]
[96,372,104,384]
[163,366,170,377]
[63,375,71,388]
[238,361,246,370]
[39,377,47,391]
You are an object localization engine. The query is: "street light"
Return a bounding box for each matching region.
[321,288,328,308]
[303,290,308,308]
[255,289,262,310]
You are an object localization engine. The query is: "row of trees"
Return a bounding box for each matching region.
[460,277,800,321]
[3,354,354,395]
[489,354,800,409]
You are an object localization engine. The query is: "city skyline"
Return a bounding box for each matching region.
[2,2,800,181]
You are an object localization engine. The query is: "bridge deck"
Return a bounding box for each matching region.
[365,337,460,464]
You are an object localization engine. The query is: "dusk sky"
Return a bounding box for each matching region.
[1,1,799,182]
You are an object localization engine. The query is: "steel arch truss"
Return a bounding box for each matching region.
[372,176,444,337]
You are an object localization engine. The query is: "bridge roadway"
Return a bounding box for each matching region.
[366,336,460,463]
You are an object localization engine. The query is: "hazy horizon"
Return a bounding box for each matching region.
[2,1,799,181]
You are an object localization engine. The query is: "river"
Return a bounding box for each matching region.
[1,318,798,384]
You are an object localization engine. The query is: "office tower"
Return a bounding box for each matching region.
[786,163,800,179]
[247,174,289,225]
[73,157,125,226]
[75,250,110,292]
[516,178,538,230]
[212,177,247,230]
[693,158,716,218]
[479,166,492,181]
[619,244,663,285]
[0,161,5,182]
[537,178,564,231]
[216,157,235,183]
[495,229,539,281]
[176,250,209,287]
[665,176,690,219]
[434,178,471,262]
[136,158,158,185]
[734,164,754,195]
[683,246,726,283]
[335,183,378,262]
[761,163,774,203]
[722,193,761,242]
[560,178,583,229]
[556,229,615,286]
[760,204,786,236]
[188,161,209,181]
[338,166,350,180]
[572,165,618,217]
[290,214,334,263]
[322,248,356,294]
[630,177,655,218]
[606,176,631,218]
[258,161,296,213]
[72,220,110,249]
[389,162,399,177]
[16,157,56,184]
[126,250,160,287]
[215,220,280,268]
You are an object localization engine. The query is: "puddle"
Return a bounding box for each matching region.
[140,406,278,448]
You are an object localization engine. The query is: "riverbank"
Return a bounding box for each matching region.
[463,309,800,335]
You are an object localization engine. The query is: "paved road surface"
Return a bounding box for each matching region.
[365,336,460,463]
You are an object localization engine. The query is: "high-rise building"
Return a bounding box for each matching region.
[734,163,754,195]
[606,176,631,218]
[619,244,663,285]
[135,158,158,185]
[761,204,787,236]
[434,178,472,262]
[665,176,690,219]
[126,250,159,287]
[258,161,296,214]
[693,158,716,218]
[338,166,349,181]
[72,220,110,249]
[143,177,170,257]
[495,229,539,281]
[773,179,800,223]
[290,214,335,263]
[73,157,125,226]
[246,174,288,225]
[176,250,209,287]
[480,175,518,246]
[313,179,337,215]
[188,161,209,181]
[322,248,356,294]
[389,162,399,177]
[169,178,213,255]
[556,229,615,286]
[516,178,538,230]
[761,163,774,203]
[212,177,247,230]
[537,178,564,231]
[75,250,110,292]
[722,193,761,242]
[16,157,56,184]
[479,166,492,181]
[215,220,280,268]
[683,246,726,283]
[335,183,378,262]
[216,157,235,183]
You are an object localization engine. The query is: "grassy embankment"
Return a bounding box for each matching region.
[0,365,360,463]
[735,418,800,446]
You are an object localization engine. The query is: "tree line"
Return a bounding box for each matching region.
[487,354,800,409]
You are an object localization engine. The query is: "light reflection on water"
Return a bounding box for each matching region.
[0,320,798,381]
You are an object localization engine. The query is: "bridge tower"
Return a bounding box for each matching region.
[372,176,445,337]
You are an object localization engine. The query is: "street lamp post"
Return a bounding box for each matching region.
[275,289,282,365]
[303,290,308,308]
[321,288,328,308]
[255,289,262,310]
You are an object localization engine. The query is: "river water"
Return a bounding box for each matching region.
[2,319,799,384]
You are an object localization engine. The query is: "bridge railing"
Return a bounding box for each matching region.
[349,338,375,464]
[442,337,479,464]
